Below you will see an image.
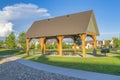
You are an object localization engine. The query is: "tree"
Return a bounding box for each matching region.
[113,38,120,48]
[105,40,110,47]
[53,42,57,49]
[46,43,54,49]
[37,43,41,49]
[76,37,82,46]
[5,32,16,49]
[0,41,3,48]
[62,42,68,49]
[18,32,26,49]
[62,42,72,49]
[67,44,73,49]
[31,43,35,49]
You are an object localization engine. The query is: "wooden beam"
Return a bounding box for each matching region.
[79,34,86,57]
[57,36,64,56]
[92,35,97,49]
[74,41,77,55]
[86,32,96,36]
[43,42,46,54]
[72,36,77,55]
[56,38,59,55]
[40,37,46,54]
[26,38,30,56]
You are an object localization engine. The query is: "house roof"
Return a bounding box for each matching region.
[25,10,100,38]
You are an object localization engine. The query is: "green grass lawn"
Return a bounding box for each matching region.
[1,49,120,75]
[0,49,25,56]
[19,54,120,76]
[0,57,3,60]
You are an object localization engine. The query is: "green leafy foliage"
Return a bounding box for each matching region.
[62,42,72,49]
[46,42,57,49]
[0,41,3,48]
[54,42,58,49]
[113,38,120,48]
[5,32,16,49]
[37,43,41,49]
[18,32,26,49]
[46,43,54,49]
[76,37,82,46]
[31,43,35,49]
[105,40,110,47]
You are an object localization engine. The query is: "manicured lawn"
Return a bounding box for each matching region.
[19,54,120,76]
[0,49,25,56]
[1,49,120,75]
[0,57,3,60]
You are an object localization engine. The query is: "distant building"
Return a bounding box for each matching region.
[85,40,113,49]
[110,39,113,46]
[97,40,104,48]
[86,40,93,49]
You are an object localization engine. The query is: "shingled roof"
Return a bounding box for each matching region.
[25,10,99,38]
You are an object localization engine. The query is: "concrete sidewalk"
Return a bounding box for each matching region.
[15,58,120,80]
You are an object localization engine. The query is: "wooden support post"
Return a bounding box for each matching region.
[40,37,46,54]
[56,38,59,55]
[79,34,86,57]
[43,40,46,54]
[57,36,64,56]
[74,41,77,55]
[73,37,77,55]
[92,35,97,49]
[26,38,30,56]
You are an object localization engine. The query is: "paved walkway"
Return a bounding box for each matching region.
[1,56,120,80]
[0,56,20,64]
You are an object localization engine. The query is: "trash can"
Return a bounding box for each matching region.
[93,48,97,56]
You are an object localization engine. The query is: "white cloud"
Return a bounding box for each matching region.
[0,21,13,37]
[0,3,50,37]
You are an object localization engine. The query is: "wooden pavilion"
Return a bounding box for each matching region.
[25,10,100,57]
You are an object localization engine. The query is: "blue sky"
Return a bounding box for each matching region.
[0,0,120,40]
